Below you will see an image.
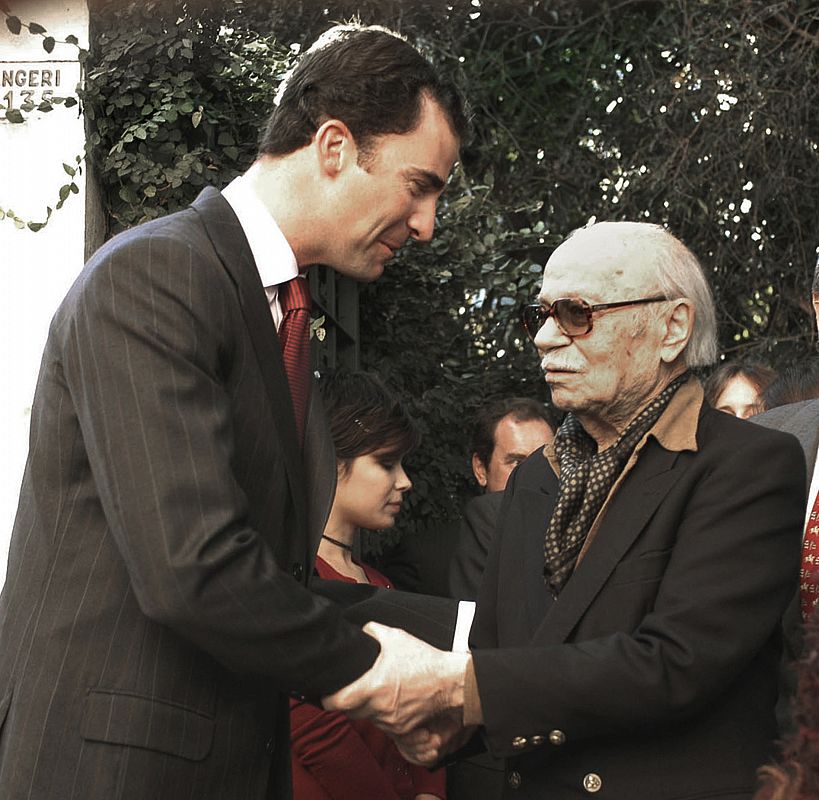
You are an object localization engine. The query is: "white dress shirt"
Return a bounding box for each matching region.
[222,173,298,329]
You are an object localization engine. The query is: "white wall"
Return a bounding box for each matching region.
[0,2,89,583]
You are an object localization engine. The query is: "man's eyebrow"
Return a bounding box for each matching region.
[408,168,446,192]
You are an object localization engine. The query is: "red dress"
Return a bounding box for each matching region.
[290,556,446,800]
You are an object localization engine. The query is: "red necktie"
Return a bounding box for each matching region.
[277,276,312,442]
[800,488,819,620]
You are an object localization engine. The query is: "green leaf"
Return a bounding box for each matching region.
[64,97,78,108]
[42,36,55,53]
[28,221,45,232]
[143,185,156,197]
[28,21,46,34]
[69,182,79,194]
[5,16,21,34]
[191,109,203,128]
[65,34,78,45]
[217,132,235,146]
[58,185,71,202]
[5,109,24,123]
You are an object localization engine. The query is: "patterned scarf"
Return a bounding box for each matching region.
[544,373,689,596]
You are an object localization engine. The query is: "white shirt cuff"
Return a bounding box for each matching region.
[452,600,476,652]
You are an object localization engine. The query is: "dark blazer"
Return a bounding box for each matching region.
[0,188,456,800]
[449,491,505,601]
[470,404,804,799]
[378,491,504,601]
[753,398,819,731]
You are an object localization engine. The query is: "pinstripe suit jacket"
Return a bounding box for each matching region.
[0,188,456,799]
[753,398,819,730]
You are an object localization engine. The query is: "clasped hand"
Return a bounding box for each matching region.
[321,621,473,763]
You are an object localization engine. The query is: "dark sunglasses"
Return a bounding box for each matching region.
[521,296,668,339]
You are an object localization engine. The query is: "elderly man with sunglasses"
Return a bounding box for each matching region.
[326,221,804,800]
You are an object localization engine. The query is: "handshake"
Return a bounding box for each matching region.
[322,622,479,766]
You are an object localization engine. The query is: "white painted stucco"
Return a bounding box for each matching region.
[0,2,89,583]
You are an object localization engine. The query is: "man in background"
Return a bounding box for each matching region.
[753,253,819,735]
[449,397,557,600]
[380,397,556,599]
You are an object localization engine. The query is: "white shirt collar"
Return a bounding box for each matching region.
[222,173,298,289]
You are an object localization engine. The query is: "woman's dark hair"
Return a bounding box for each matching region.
[258,24,469,160]
[320,370,421,474]
[703,360,778,409]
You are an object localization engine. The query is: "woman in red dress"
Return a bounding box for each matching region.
[290,371,446,800]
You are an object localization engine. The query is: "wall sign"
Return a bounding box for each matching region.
[1,61,79,117]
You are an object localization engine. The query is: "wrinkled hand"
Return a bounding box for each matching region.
[395,712,476,767]
[322,621,469,736]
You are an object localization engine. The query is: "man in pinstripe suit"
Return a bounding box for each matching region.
[0,25,469,799]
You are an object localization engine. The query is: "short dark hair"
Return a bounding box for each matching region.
[258,24,469,160]
[703,360,778,408]
[761,357,819,410]
[319,370,421,475]
[471,397,559,467]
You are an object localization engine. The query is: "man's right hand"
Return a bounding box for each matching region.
[321,621,470,736]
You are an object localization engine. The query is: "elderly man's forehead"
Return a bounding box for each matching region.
[540,227,656,298]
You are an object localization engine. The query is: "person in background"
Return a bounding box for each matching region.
[762,357,819,410]
[378,397,556,599]
[704,360,778,418]
[470,398,558,493]
[447,398,559,602]
[290,371,445,800]
[753,261,819,739]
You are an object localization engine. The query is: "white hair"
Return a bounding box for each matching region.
[567,221,719,367]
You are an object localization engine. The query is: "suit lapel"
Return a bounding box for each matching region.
[535,443,684,645]
[304,387,336,563]
[521,475,557,635]
[191,187,307,530]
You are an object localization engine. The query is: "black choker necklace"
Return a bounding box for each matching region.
[321,534,353,552]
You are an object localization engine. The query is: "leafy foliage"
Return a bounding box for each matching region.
[83,1,293,229]
[82,0,819,541]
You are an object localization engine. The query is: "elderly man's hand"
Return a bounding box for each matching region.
[321,621,470,735]
[394,712,477,767]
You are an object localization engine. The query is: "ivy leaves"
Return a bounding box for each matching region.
[0,156,83,232]
[3,13,84,59]
[83,5,291,229]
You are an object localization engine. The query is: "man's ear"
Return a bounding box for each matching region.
[660,299,693,364]
[471,453,488,488]
[314,119,355,177]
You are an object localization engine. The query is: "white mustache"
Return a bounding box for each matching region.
[541,359,577,372]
